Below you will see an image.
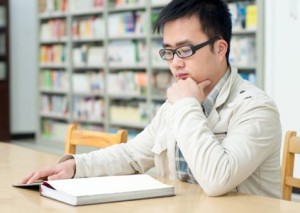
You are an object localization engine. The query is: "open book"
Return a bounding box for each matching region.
[39,174,175,206]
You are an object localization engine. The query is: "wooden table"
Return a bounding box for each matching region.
[1,142,300,212]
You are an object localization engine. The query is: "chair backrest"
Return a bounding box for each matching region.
[65,124,128,154]
[281,131,300,200]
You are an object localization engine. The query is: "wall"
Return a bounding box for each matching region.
[265,0,300,177]
[9,0,37,134]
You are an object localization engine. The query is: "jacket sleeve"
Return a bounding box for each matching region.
[70,103,168,178]
[170,96,281,196]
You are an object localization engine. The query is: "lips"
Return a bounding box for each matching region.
[176,73,188,80]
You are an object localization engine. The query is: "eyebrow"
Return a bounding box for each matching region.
[162,39,194,48]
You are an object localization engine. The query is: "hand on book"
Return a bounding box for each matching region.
[18,159,76,184]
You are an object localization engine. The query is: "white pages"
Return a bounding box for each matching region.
[40,174,175,206]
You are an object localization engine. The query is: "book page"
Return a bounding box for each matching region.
[44,174,173,196]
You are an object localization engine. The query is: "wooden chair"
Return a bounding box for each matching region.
[65,124,128,154]
[281,131,300,200]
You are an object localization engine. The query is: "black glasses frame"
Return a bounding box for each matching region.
[159,37,220,60]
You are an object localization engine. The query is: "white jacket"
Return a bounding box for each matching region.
[67,67,281,198]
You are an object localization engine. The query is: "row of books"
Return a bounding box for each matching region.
[41,119,69,141]
[70,0,104,11]
[228,2,257,30]
[40,93,163,135]
[38,68,170,98]
[108,40,147,66]
[107,70,172,98]
[40,117,157,143]
[40,69,69,91]
[151,39,166,65]
[40,19,67,41]
[73,96,104,121]
[107,71,147,96]
[73,44,104,66]
[39,41,164,67]
[229,36,256,67]
[40,45,67,64]
[39,0,68,13]
[37,68,171,96]
[39,0,172,14]
[110,101,149,125]
[112,0,171,8]
[112,0,145,8]
[40,96,162,124]
[110,100,162,126]
[41,94,69,115]
[72,71,105,93]
[72,16,105,39]
[151,71,173,96]
[41,118,107,141]
[108,11,146,37]
[39,68,171,98]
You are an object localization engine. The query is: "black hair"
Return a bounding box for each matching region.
[153,0,232,64]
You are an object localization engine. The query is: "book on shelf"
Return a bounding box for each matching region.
[246,4,257,30]
[229,36,256,67]
[73,45,104,66]
[40,44,67,64]
[228,2,256,31]
[72,96,105,121]
[70,0,104,12]
[40,19,67,41]
[39,119,69,140]
[39,0,68,13]
[39,174,175,206]
[108,11,147,37]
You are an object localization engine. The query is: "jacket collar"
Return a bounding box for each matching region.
[215,66,238,109]
[206,66,238,129]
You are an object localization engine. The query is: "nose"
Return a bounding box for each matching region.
[170,53,184,68]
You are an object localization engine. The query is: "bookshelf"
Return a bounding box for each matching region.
[0,0,10,141]
[228,0,264,86]
[36,0,264,146]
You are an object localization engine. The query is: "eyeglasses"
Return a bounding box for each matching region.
[159,37,219,60]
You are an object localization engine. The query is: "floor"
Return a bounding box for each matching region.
[12,139,64,155]
[10,139,300,203]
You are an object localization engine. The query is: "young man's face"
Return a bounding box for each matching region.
[162,15,227,92]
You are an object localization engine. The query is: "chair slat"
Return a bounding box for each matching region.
[289,137,300,153]
[65,124,128,154]
[282,131,300,201]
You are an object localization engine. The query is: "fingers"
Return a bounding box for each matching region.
[18,159,76,184]
[26,167,54,184]
[18,172,36,184]
[18,165,56,184]
[18,171,46,184]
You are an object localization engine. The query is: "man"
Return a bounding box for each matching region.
[21,0,281,198]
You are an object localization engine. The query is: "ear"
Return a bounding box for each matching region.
[215,39,228,59]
